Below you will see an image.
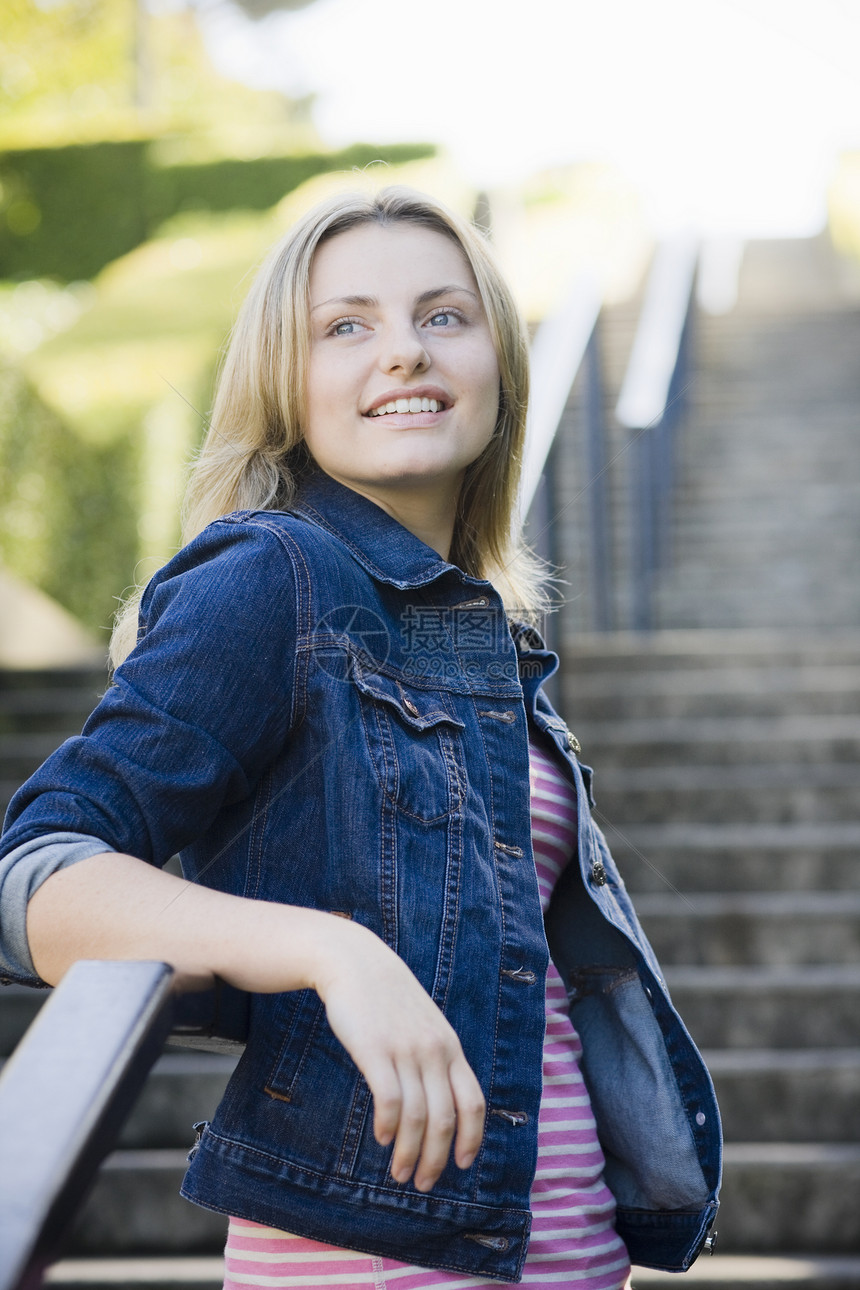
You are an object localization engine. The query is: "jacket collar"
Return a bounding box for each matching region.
[291,468,488,592]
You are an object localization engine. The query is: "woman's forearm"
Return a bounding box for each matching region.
[26,850,336,993]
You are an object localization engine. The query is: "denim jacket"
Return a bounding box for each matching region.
[0,469,720,1281]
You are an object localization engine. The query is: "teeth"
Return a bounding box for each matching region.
[369,398,442,416]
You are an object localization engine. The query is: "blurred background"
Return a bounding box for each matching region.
[4,4,860,1288]
[2,0,860,656]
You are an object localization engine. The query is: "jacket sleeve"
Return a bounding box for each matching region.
[0,834,117,984]
[0,517,302,962]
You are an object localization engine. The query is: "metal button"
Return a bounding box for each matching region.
[501,966,537,985]
[591,860,607,886]
[566,729,581,755]
[696,1111,707,1126]
[402,698,420,717]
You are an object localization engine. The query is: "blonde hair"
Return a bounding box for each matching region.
[111,186,548,667]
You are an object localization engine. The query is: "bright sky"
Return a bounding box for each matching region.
[198,0,860,238]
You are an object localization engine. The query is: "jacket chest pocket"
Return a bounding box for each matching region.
[351,661,466,823]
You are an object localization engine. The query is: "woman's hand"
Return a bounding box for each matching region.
[310,918,486,1193]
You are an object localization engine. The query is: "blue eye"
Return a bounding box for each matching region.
[429,312,454,326]
[333,320,357,335]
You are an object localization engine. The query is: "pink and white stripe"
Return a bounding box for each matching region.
[223,740,630,1290]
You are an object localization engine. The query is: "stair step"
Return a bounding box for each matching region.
[606,822,860,894]
[118,1053,236,1149]
[0,692,101,735]
[634,1254,860,1288]
[595,763,860,824]
[563,629,860,663]
[568,666,860,720]
[634,891,860,966]
[718,1143,860,1254]
[653,595,860,633]
[67,1150,226,1255]
[0,983,48,1056]
[576,715,860,766]
[0,731,81,779]
[46,1257,224,1289]
[41,1254,860,1290]
[656,568,860,599]
[705,1048,860,1142]
[0,668,106,696]
[663,966,860,1048]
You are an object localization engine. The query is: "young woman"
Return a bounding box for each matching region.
[0,187,720,1288]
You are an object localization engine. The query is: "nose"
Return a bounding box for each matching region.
[380,319,430,375]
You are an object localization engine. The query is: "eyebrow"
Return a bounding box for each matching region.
[310,284,479,313]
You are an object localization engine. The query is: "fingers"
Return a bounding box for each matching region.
[369,1048,486,1194]
[389,1063,430,1186]
[367,1060,404,1151]
[450,1055,486,1169]
[412,1068,457,1192]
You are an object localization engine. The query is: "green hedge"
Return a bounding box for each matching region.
[149,141,436,222]
[0,140,151,282]
[0,139,436,281]
[0,361,139,635]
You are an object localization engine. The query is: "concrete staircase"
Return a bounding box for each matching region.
[657,236,860,632]
[555,235,860,1288]
[558,632,860,1288]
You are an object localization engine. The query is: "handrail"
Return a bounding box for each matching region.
[520,271,612,631]
[0,962,250,1290]
[0,961,175,1290]
[615,236,698,631]
[520,270,602,514]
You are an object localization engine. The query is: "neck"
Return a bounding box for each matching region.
[326,475,459,560]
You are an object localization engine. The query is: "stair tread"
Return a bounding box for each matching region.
[47,1254,860,1289]
[634,1254,860,1285]
[664,965,860,986]
[702,1048,860,1070]
[609,821,860,846]
[634,891,860,915]
[46,1257,224,1286]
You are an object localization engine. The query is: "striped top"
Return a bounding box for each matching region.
[223,739,630,1290]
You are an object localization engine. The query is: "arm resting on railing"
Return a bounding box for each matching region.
[25,851,485,1194]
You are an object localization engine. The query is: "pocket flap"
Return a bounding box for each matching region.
[351,659,465,732]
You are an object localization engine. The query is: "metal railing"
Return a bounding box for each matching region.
[0,961,174,1290]
[0,961,245,1290]
[615,236,699,631]
[521,271,612,632]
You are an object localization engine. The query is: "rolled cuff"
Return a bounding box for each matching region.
[0,832,116,985]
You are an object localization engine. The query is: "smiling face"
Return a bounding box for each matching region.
[304,221,501,525]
